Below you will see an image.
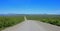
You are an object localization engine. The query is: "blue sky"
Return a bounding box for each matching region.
[0,0,60,14]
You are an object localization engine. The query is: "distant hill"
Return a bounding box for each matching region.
[0,14,60,16]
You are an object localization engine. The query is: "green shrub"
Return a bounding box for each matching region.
[0,16,24,30]
[26,15,60,26]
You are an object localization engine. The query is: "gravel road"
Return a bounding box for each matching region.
[2,16,60,31]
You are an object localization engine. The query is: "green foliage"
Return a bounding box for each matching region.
[26,15,60,26]
[0,16,24,30]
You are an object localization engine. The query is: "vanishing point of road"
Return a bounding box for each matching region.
[2,16,60,31]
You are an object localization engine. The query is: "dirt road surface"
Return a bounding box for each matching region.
[2,16,60,31]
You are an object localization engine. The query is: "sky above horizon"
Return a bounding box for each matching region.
[0,0,60,14]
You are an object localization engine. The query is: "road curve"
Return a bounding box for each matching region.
[2,16,60,31]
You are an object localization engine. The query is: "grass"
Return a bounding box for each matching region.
[0,15,60,31]
[0,16,24,31]
[26,15,60,26]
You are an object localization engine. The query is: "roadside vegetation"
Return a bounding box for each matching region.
[0,15,60,31]
[26,15,60,26]
[0,16,24,31]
